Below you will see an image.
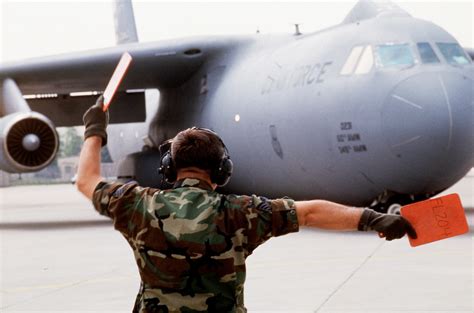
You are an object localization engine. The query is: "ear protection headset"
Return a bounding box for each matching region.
[158,127,233,186]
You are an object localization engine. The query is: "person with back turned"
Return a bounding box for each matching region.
[77,96,417,313]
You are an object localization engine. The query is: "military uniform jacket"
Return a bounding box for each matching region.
[92,178,299,313]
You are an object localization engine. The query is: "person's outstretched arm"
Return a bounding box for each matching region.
[295,200,417,241]
[296,200,362,230]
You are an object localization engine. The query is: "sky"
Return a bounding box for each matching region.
[0,0,473,62]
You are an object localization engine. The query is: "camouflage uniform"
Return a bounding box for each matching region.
[92,178,299,312]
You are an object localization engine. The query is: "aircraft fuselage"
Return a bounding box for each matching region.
[112,16,473,205]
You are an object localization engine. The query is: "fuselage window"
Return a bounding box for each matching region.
[436,42,471,65]
[417,42,440,63]
[375,43,415,68]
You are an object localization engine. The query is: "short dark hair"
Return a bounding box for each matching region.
[171,128,225,171]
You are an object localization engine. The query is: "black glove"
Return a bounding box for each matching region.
[358,209,417,241]
[83,95,109,146]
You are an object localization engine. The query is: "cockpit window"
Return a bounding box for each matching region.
[436,43,471,65]
[375,43,415,68]
[340,45,373,75]
[340,46,364,75]
[417,42,440,63]
[355,46,374,74]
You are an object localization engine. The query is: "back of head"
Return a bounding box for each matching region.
[159,127,233,186]
[171,127,225,172]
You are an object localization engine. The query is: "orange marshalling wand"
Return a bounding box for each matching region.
[102,52,133,112]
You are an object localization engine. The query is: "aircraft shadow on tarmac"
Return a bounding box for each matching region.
[0,219,112,231]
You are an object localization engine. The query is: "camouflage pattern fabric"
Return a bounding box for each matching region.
[92,178,299,312]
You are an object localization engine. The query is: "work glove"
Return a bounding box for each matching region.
[358,209,417,241]
[83,95,109,146]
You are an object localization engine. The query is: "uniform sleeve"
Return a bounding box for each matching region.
[92,180,142,233]
[221,195,299,254]
[251,195,299,238]
[265,197,300,236]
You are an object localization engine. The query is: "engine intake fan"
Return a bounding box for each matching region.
[0,112,59,173]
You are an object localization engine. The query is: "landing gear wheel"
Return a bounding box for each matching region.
[387,203,402,215]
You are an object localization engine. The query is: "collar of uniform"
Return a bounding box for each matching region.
[173,178,214,191]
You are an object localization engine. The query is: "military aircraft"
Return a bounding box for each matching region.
[0,0,472,213]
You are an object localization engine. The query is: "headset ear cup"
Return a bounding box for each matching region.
[159,152,177,183]
[212,157,233,186]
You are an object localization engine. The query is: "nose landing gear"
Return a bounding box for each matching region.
[369,191,435,214]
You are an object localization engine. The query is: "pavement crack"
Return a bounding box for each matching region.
[313,240,386,313]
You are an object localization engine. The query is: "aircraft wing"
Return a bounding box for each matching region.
[0,36,240,95]
[0,36,244,126]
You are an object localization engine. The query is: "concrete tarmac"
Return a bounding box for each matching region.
[0,173,472,313]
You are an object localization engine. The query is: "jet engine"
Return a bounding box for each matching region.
[0,111,59,173]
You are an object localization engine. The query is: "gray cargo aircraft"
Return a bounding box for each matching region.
[0,0,472,213]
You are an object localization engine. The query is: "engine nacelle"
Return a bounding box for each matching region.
[0,112,59,173]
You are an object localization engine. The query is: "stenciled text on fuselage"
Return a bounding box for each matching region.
[261,61,333,95]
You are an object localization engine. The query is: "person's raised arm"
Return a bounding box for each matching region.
[295,200,417,241]
[77,137,103,199]
[76,96,108,200]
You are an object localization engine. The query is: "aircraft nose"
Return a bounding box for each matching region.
[382,72,473,190]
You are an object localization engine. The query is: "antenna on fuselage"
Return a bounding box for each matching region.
[294,24,302,36]
[113,0,139,44]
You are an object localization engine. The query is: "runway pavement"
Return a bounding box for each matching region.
[0,172,472,313]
